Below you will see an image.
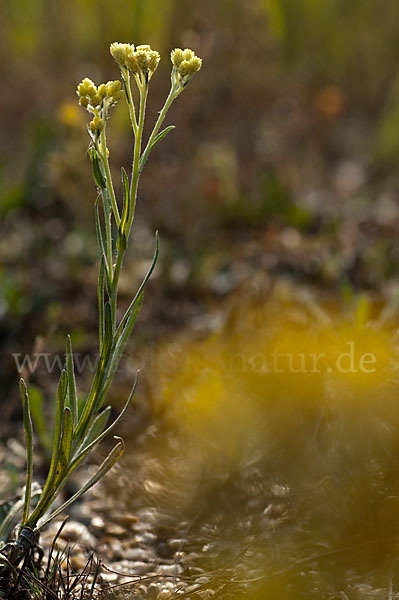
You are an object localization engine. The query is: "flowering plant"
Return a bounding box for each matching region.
[0,42,201,574]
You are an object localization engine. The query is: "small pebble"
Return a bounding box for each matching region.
[168,538,188,550]
[105,524,126,538]
[196,577,210,585]
[147,583,161,599]
[129,560,154,576]
[59,521,96,546]
[124,547,154,562]
[97,571,119,583]
[133,532,157,545]
[157,590,173,600]
[115,513,138,527]
[156,563,183,576]
[68,552,87,571]
[91,516,105,531]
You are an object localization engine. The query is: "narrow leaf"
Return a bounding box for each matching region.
[44,370,67,494]
[116,231,159,340]
[79,406,111,450]
[71,375,138,472]
[90,148,107,189]
[152,125,175,147]
[139,126,175,174]
[0,485,41,542]
[43,407,73,502]
[94,198,111,293]
[94,233,158,406]
[103,301,113,351]
[98,258,105,353]
[119,167,130,237]
[73,302,113,444]
[36,438,125,532]
[24,381,70,529]
[20,379,33,525]
[58,407,73,473]
[99,294,143,405]
[66,335,78,427]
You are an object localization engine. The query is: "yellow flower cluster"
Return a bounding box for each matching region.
[76,78,123,133]
[110,42,160,78]
[89,116,104,133]
[170,48,202,84]
[77,78,123,110]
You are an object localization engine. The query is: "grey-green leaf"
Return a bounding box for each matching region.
[20,379,33,525]
[36,438,125,532]
[66,335,78,427]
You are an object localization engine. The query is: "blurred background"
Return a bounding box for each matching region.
[1,1,399,597]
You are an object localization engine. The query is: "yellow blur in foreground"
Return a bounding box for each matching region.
[157,295,398,448]
[123,294,399,597]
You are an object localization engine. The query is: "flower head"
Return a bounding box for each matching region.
[105,80,123,104]
[76,78,122,113]
[171,48,202,87]
[77,78,97,98]
[110,42,134,68]
[110,42,160,81]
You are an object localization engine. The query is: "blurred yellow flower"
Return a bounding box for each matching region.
[57,102,82,127]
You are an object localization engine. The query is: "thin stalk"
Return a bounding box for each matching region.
[110,249,123,329]
[109,81,148,327]
[99,125,120,228]
[101,190,113,285]
[140,82,178,173]
[126,81,148,237]
[122,71,138,137]
[20,381,33,526]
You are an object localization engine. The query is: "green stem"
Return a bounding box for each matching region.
[101,190,113,285]
[126,80,148,237]
[110,249,123,329]
[100,125,120,228]
[122,70,138,137]
[109,80,148,329]
[20,381,33,526]
[139,82,178,174]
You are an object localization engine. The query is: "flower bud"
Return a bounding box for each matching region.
[106,80,123,104]
[182,49,194,61]
[90,94,102,107]
[98,84,107,99]
[178,60,192,78]
[190,56,202,73]
[125,49,139,73]
[99,143,110,158]
[89,116,104,132]
[79,96,89,108]
[178,57,202,78]
[148,50,160,73]
[135,47,151,72]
